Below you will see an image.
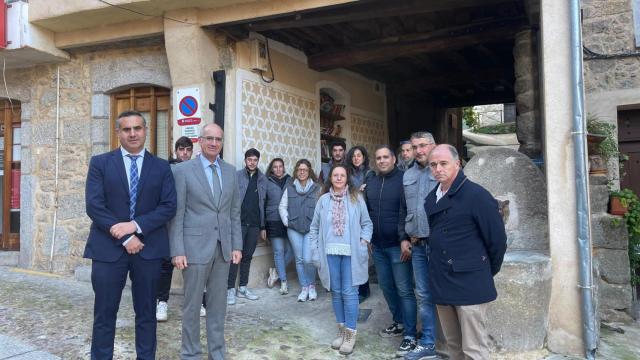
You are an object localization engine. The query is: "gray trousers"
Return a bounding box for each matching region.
[181,242,230,360]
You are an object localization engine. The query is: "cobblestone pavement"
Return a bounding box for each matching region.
[1,266,639,359]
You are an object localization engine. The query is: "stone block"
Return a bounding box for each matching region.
[598,280,632,311]
[91,117,110,144]
[465,148,548,250]
[591,213,628,249]
[62,120,92,146]
[91,93,110,118]
[594,248,631,284]
[74,265,92,283]
[590,184,609,214]
[90,51,171,93]
[487,251,551,352]
[590,174,609,185]
[600,309,634,323]
[0,251,19,266]
[58,193,87,221]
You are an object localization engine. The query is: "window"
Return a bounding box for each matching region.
[634,0,640,47]
[110,86,171,158]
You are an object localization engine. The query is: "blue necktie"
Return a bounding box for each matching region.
[127,154,140,220]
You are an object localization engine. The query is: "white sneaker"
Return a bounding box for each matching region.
[227,288,236,305]
[308,285,317,301]
[156,301,168,322]
[237,286,259,300]
[200,304,206,317]
[280,280,289,295]
[298,286,309,302]
[267,267,278,288]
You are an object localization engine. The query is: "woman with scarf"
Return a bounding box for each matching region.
[278,159,321,302]
[265,158,293,294]
[308,164,373,355]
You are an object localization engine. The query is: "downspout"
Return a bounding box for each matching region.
[48,65,60,272]
[569,0,597,358]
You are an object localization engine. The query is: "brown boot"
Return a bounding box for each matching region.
[331,323,346,350]
[339,328,357,355]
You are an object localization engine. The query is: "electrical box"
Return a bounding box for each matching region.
[249,38,269,73]
[6,1,28,50]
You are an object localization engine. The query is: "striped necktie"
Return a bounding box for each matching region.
[127,154,140,219]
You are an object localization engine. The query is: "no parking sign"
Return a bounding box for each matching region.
[175,88,202,141]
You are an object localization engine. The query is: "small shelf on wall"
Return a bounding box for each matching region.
[320,109,345,122]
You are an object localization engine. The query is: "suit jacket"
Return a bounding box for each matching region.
[84,149,177,262]
[425,170,507,306]
[169,156,242,264]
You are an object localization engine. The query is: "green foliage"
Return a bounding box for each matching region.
[474,122,516,134]
[463,107,479,130]
[587,114,619,162]
[610,188,640,285]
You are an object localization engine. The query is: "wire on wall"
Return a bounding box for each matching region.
[96,0,197,25]
[259,38,276,84]
[1,57,16,114]
[583,45,640,60]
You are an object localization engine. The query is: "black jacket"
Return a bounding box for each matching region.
[425,170,507,305]
[364,167,407,248]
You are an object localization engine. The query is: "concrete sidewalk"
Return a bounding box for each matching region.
[1,265,639,359]
[0,335,60,360]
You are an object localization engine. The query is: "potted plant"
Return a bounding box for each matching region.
[586,114,618,175]
[609,188,634,215]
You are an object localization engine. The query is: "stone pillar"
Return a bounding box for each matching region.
[540,0,584,355]
[514,29,542,158]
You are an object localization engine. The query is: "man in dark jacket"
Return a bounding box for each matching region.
[365,145,417,357]
[425,144,507,360]
[227,148,268,304]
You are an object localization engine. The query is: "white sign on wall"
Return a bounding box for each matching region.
[175,87,202,142]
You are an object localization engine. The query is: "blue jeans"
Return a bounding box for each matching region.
[287,229,316,287]
[412,243,437,346]
[327,255,359,330]
[372,245,417,338]
[271,236,293,281]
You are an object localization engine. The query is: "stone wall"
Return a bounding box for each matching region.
[583,0,640,93]
[6,45,170,274]
[590,175,634,322]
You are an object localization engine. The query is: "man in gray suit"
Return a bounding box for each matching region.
[170,123,242,360]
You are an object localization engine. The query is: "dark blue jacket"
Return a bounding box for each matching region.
[425,170,507,305]
[364,167,407,248]
[84,149,177,262]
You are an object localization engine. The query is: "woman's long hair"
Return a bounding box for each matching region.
[345,145,370,173]
[266,158,286,178]
[321,164,359,202]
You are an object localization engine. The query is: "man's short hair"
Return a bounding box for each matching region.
[410,131,435,144]
[399,140,411,146]
[174,136,193,151]
[374,144,396,156]
[445,144,460,160]
[331,140,347,151]
[244,148,261,159]
[115,110,146,129]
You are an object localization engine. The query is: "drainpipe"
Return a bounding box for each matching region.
[48,65,60,272]
[569,0,597,358]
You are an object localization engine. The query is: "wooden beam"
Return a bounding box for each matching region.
[308,21,526,71]
[390,68,513,93]
[435,91,515,108]
[247,0,517,32]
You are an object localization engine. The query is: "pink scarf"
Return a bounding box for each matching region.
[330,186,347,236]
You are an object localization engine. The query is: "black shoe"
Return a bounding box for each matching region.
[395,337,417,357]
[379,322,404,337]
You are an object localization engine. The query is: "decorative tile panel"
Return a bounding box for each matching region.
[351,111,388,158]
[240,77,319,174]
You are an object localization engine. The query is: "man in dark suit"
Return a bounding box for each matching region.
[84,110,177,359]
[424,144,507,360]
[170,123,242,360]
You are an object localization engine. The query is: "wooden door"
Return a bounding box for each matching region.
[618,110,640,197]
[0,100,21,251]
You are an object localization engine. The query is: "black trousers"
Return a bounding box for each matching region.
[228,224,260,288]
[156,258,173,302]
